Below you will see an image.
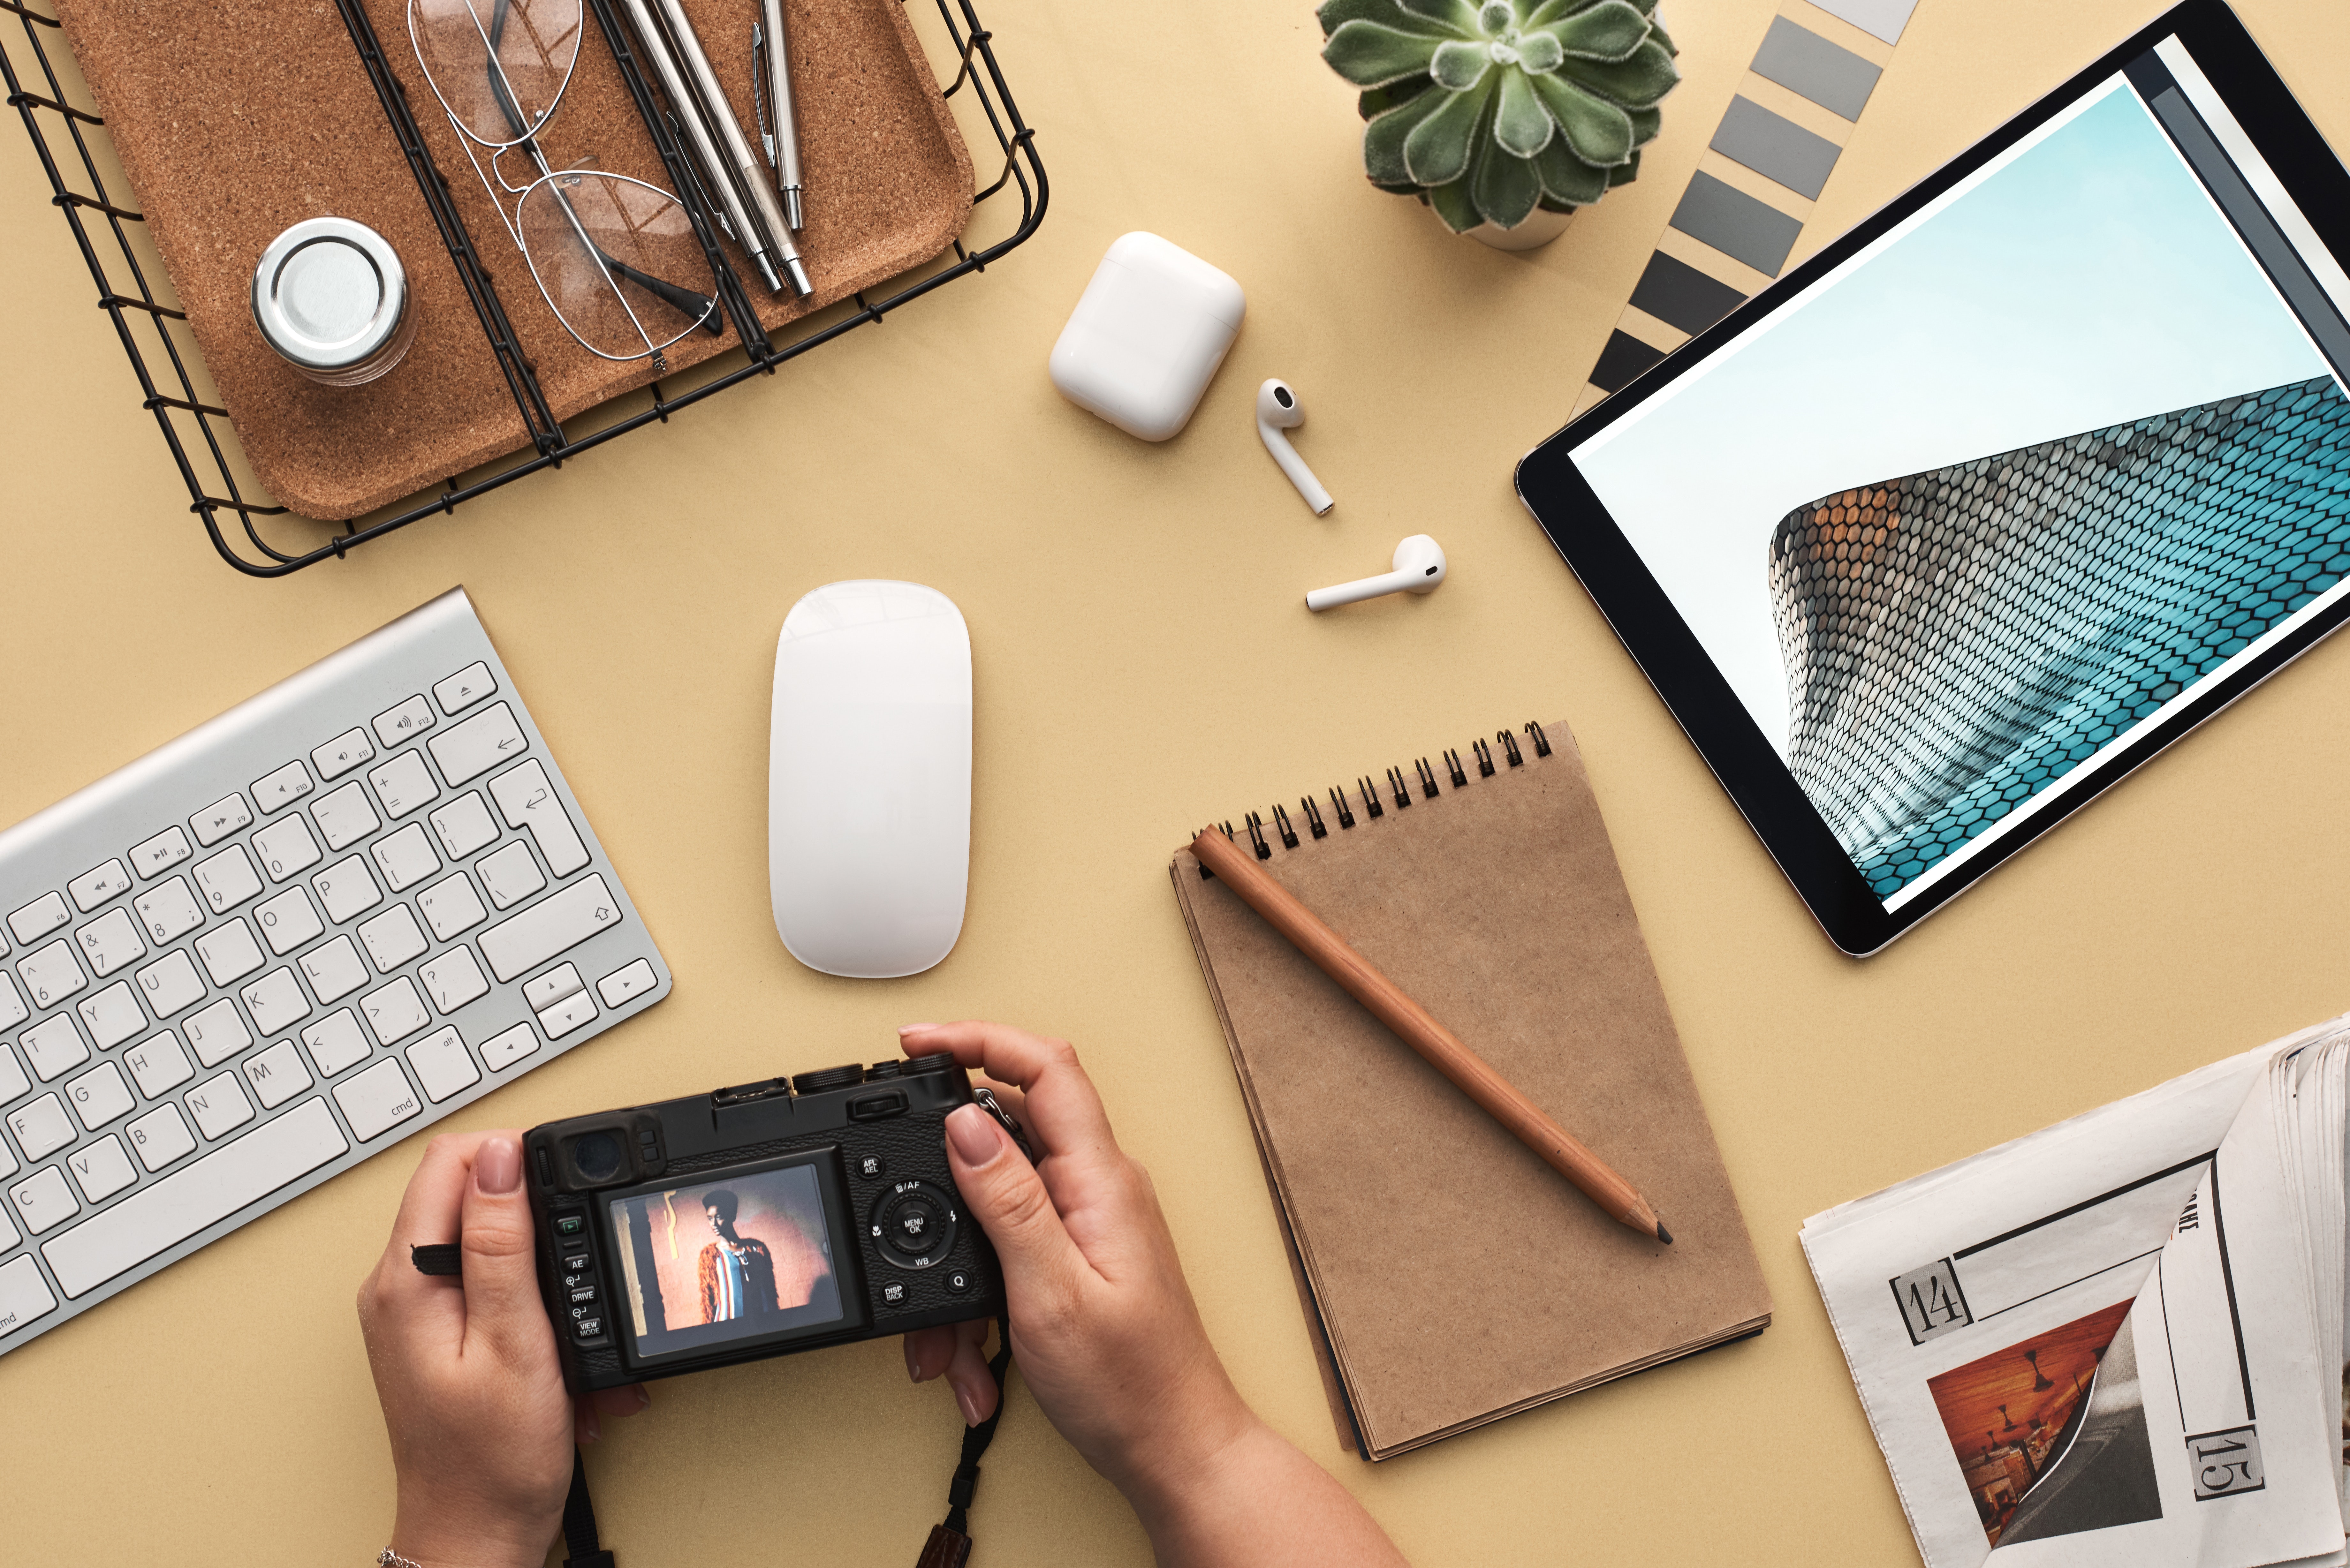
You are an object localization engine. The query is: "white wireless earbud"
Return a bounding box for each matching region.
[1256,378,1334,516]
[1306,535,1448,611]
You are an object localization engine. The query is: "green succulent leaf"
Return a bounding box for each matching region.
[1318,0,1469,39]
[1609,148,1641,185]
[1549,0,1649,61]
[1325,21,1446,87]
[1473,141,1543,229]
[1358,77,1433,122]
[1493,66,1553,157]
[1475,0,1515,31]
[1528,70,1634,163]
[1402,74,1497,185]
[1533,136,1608,204]
[1556,37,1679,107]
[1645,16,1675,54]
[1514,29,1563,71]
[1395,0,1485,32]
[1362,85,1453,184]
[1427,174,1482,232]
[1430,38,1494,90]
[1525,0,1651,23]
[1626,103,1661,143]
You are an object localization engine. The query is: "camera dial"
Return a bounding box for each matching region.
[870,1178,959,1268]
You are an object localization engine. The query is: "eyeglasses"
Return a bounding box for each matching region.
[408,0,723,372]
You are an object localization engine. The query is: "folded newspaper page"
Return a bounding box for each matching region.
[1803,1019,2350,1568]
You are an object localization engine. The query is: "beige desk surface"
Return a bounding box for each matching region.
[3,0,2348,1562]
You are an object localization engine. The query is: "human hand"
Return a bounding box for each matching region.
[357,1130,649,1568]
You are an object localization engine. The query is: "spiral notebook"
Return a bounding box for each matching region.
[1170,719,1770,1460]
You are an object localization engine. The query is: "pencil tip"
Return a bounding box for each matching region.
[1655,1221,1672,1245]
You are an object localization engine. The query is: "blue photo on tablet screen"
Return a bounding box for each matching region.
[1571,57,2350,913]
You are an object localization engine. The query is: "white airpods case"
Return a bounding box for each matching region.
[1048,232,1246,442]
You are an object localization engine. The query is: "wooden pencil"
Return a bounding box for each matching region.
[1189,825,1670,1246]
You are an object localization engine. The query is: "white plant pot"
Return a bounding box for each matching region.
[1457,205,1576,251]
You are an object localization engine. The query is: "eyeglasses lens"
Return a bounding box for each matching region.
[412,0,582,146]
[518,171,717,359]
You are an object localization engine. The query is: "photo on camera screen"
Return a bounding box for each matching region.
[606,1162,845,1360]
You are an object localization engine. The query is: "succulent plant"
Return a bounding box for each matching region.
[1319,0,1679,233]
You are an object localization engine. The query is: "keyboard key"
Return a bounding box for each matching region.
[372,824,441,893]
[489,761,591,878]
[524,963,583,1011]
[185,1072,254,1139]
[134,877,205,945]
[300,938,367,1006]
[133,950,206,1019]
[312,782,381,852]
[313,857,383,925]
[369,751,440,820]
[193,920,265,986]
[598,959,659,1008]
[241,1040,312,1109]
[416,873,486,941]
[190,793,253,847]
[19,939,88,1009]
[433,662,497,715]
[68,860,133,912]
[418,946,489,1014]
[252,813,322,882]
[0,1202,15,1250]
[8,1094,74,1160]
[429,792,500,861]
[477,876,622,984]
[360,978,431,1046]
[183,1001,253,1069]
[241,967,313,1035]
[537,990,599,1039]
[9,1166,78,1235]
[312,728,376,781]
[301,1010,371,1077]
[0,974,26,1032]
[66,1062,134,1130]
[7,892,69,946]
[333,1059,423,1142]
[406,1027,481,1103]
[74,907,145,978]
[192,845,263,914]
[481,1022,539,1072]
[429,702,527,787]
[76,983,146,1050]
[373,694,436,749]
[0,1044,28,1105]
[21,1017,89,1083]
[358,905,428,974]
[128,826,193,879]
[124,1031,194,1098]
[476,842,546,910]
[127,1104,196,1172]
[42,1098,346,1297]
[67,1137,136,1204]
[0,1254,56,1335]
[254,887,324,956]
[0,1136,12,1181]
[252,760,313,814]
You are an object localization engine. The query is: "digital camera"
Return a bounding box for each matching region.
[524,1053,1010,1393]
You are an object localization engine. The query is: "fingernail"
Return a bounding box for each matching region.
[955,1384,983,1427]
[634,1385,651,1409]
[905,1341,924,1382]
[946,1104,1002,1168]
[476,1136,521,1194]
[898,1023,939,1037]
[582,1408,602,1444]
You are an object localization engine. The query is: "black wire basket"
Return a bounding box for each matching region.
[0,0,1047,577]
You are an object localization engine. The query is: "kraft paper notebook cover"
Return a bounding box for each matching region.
[1169,720,1769,1460]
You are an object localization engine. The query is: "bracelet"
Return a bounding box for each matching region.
[377,1550,423,1568]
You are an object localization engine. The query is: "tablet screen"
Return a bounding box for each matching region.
[1569,39,2350,913]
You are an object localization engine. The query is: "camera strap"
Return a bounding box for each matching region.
[557,1314,1016,1568]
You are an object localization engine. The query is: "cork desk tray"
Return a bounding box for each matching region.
[50,0,974,521]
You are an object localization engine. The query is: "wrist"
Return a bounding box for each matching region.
[390,1498,551,1568]
[1108,1368,1266,1537]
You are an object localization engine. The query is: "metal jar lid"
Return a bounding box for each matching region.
[250,217,414,385]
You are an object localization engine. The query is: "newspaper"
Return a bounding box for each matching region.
[1803,1019,2350,1568]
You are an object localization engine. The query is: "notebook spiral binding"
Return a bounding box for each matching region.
[1199,721,1552,879]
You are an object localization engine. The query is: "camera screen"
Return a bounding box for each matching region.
[605,1161,845,1362]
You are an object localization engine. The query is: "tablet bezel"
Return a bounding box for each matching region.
[1513,0,2350,955]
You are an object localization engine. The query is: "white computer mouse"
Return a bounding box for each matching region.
[769,580,972,978]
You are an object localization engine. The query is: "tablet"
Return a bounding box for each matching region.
[1515,0,2350,955]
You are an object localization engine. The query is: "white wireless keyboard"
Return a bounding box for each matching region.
[0,589,670,1353]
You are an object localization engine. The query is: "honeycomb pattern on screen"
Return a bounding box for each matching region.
[1767,376,2350,900]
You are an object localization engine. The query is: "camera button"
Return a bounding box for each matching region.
[561,1252,592,1275]
[945,1268,974,1294]
[554,1215,585,1237]
[882,1282,906,1305]
[568,1283,598,1306]
[573,1317,604,1340]
[848,1090,908,1122]
[857,1155,886,1180]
